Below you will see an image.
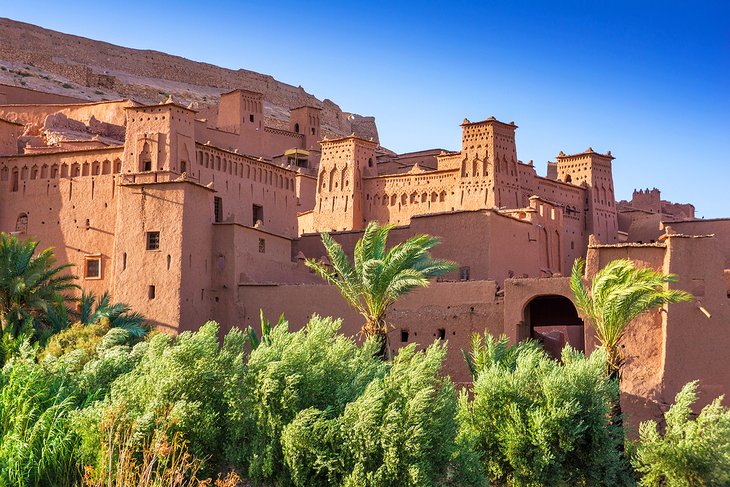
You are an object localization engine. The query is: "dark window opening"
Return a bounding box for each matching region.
[437,328,446,340]
[148,285,156,299]
[180,161,187,173]
[294,123,300,133]
[146,231,160,251]
[459,266,470,281]
[15,213,28,233]
[85,257,101,279]
[253,204,264,226]
[122,252,127,270]
[400,329,409,342]
[142,160,152,171]
[214,197,223,223]
[258,238,266,253]
[311,127,315,135]
[368,158,373,167]
[250,114,254,123]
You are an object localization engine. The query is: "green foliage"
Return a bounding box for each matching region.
[570,258,691,377]
[0,233,78,350]
[75,322,246,473]
[281,341,486,487]
[0,356,81,485]
[462,332,541,379]
[41,320,111,363]
[305,221,456,356]
[634,381,730,486]
[246,309,285,350]
[234,315,388,484]
[77,290,148,338]
[460,340,630,486]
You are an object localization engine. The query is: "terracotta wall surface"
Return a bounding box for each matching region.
[237,280,502,383]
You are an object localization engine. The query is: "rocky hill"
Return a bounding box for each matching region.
[0,18,380,142]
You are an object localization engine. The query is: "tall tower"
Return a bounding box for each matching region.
[216,89,264,155]
[312,135,377,232]
[123,101,196,175]
[290,105,322,152]
[555,148,618,243]
[458,117,521,210]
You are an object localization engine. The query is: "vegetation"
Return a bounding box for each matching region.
[0,234,77,362]
[570,258,692,380]
[306,221,456,357]
[634,381,730,486]
[459,337,631,486]
[0,235,726,486]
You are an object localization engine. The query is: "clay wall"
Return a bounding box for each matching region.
[362,169,459,226]
[0,148,124,299]
[194,145,298,238]
[664,219,730,268]
[0,83,84,105]
[0,119,22,155]
[237,280,503,383]
[262,126,306,157]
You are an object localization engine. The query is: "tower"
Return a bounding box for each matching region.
[289,105,322,152]
[216,89,264,156]
[458,117,521,210]
[312,135,377,232]
[555,148,618,243]
[123,101,196,175]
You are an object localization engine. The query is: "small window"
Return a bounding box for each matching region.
[311,127,315,135]
[214,197,223,223]
[250,114,254,123]
[253,204,264,226]
[85,257,101,279]
[143,160,152,171]
[437,328,446,340]
[368,158,373,168]
[400,329,409,342]
[148,285,156,299]
[15,213,28,234]
[459,266,470,281]
[146,231,160,250]
[294,123,300,133]
[258,238,265,253]
[180,160,187,173]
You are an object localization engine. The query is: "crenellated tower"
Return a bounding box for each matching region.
[290,105,322,152]
[555,148,618,243]
[312,135,377,232]
[123,101,196,175]
[458,117,521,210]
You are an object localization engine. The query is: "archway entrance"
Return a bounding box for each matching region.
[525,295,584,359]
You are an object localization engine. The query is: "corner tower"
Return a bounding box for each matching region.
[290,105,322,152]
[458,117,521,210]
[555,148,618,243]
[312,135,377,232]
[217,89,264,155]
[123,101,196,175]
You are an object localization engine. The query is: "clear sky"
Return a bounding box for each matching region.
[4,1,729,217]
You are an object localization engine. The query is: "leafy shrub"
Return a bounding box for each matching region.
[75,322,246,473]
[459,338,629,486]
[281,342,486,487]
[41,320,111,363]
[233,315,387,484]
[0,355,81,485]
[633,381,730,486]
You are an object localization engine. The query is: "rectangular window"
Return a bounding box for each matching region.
[143,160,152,172]
[214,197,223,223]
[249,114,254,123]
[84,256,101,279]
[253,204,264,226]
[148,285,156,299]
[146,231,160,251]
[459,266,470,281]
[258,238,265,253]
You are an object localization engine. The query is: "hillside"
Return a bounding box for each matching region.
[0,18,379,142]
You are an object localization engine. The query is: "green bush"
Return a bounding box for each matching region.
[233,315,388,484]
[0,355,81,485]
[459,338,630,486]
[281,341,486,487]
[74,322,246,473]
[41,320,111,363]
[634,381,730,486]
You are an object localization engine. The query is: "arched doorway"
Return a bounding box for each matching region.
[524,295,584,359]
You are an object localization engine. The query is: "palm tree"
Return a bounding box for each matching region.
[570,257,692,381]
[306,221,456,358]
[0,233,78,341]
[77,290,147,338]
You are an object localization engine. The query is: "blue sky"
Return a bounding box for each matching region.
[4,1,729,217]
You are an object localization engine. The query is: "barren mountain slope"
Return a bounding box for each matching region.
[0,18,379,142]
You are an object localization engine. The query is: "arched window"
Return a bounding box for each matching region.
[15,213,28,234]
[294,123,300,133]
[139,142,152,171]
[565,174,572,183]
